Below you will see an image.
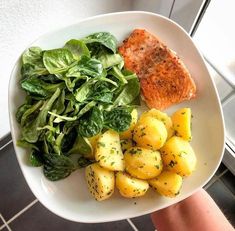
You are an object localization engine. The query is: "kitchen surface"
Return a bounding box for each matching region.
[0,0,234,230]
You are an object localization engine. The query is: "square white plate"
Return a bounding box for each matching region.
[8,11,225,223]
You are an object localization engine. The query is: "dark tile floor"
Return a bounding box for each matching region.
[0,135,234,231]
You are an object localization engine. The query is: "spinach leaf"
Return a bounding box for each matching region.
[88,81,114,103]
[39,74,62,84]
[43,153,75,181]
[17,139,39,151]
[104,107,132,132]
[43,48,76,74]
[21,76,65,99]
[53,90,65,114]
[30,150,43,167]
[78,106,103,137]
[22,88,61,143]
[70,56,103,78]
[64,39,90,60]
[61,127,77,154]
[74,79,95,102]
[68,134,92,158]
[83,32,117,53]
[22,47,43,65]
[21,100,43,126]
[114,73,140,106]
[16,104,32,123]
[21,63,48,79]
[108,66,127,84]
[98,53,123,68]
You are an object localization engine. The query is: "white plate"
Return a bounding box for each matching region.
[8,11,225,223]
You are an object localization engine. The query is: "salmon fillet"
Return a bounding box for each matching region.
[118,29,196,110]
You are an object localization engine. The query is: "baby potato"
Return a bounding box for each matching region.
[149,171,182,198]
[139,109,174,139]
[95,130,124,171]
[120,109,138,140]
[160,136,197,177]
[116,172,149,198]
[172,108,192,141]
[85,163,115,201]
[124,147,163,180]
[133,116,167,150]
[120,139,135,153]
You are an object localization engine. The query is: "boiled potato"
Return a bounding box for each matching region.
[133,116,167,150]
[139,109,174,139]
[172,108,192,141]
[116,172,149,198]
[124,147,163,179]
[85,163,114,201]
[149,171,182,197]
[120,139,134,153]
[120,109,138,139]
[160,136,197,176]
[95,130,124,171]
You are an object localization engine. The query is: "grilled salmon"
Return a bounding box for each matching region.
[118,29,196,110]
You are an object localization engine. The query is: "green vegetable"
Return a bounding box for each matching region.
[78,107,103,138]
[114,72,140,106]
[83,32,117,53]
[22,47,43,65]
[43,154,75,181]
[43,48,76,74]
[64,39,90,60]
[98,53,123,68]
[30,150,43,167]
[21,76,65,99]
[104,107,132,132]
[69,133,93,158]
[16,31,140,181]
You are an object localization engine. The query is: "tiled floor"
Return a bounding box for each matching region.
[0,134,234,231]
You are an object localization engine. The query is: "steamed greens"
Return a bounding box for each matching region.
[16,32,140,181]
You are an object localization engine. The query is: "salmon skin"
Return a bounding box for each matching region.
[118,29,196,110]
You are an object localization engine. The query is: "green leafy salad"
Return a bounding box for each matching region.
[16,32,140,181]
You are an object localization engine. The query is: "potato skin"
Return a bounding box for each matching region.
[95,130,124,171]
[160,136,197,176]
[124,147,163,179]
[116,172,149,198]
[149,171,182,197]
[140,109,174,139]
[133,116,167,150]
[172,108,192,141]
[85,163,115,201]
[120,109,138,140]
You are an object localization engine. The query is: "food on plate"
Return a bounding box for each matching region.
[172,107,192,141]
[149,171,182,198]
[133,116,167,150]
[120,139,135,153]
[120,109,138,140]
[95,130,125,171]
[85,163,115,201]
[15,28,197,202]
[139,108,174,139]
[118,29,196,110]
[16,32,140,181]
[160,136,197,177]
[124,147,163,179]
[116,172,149,198]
